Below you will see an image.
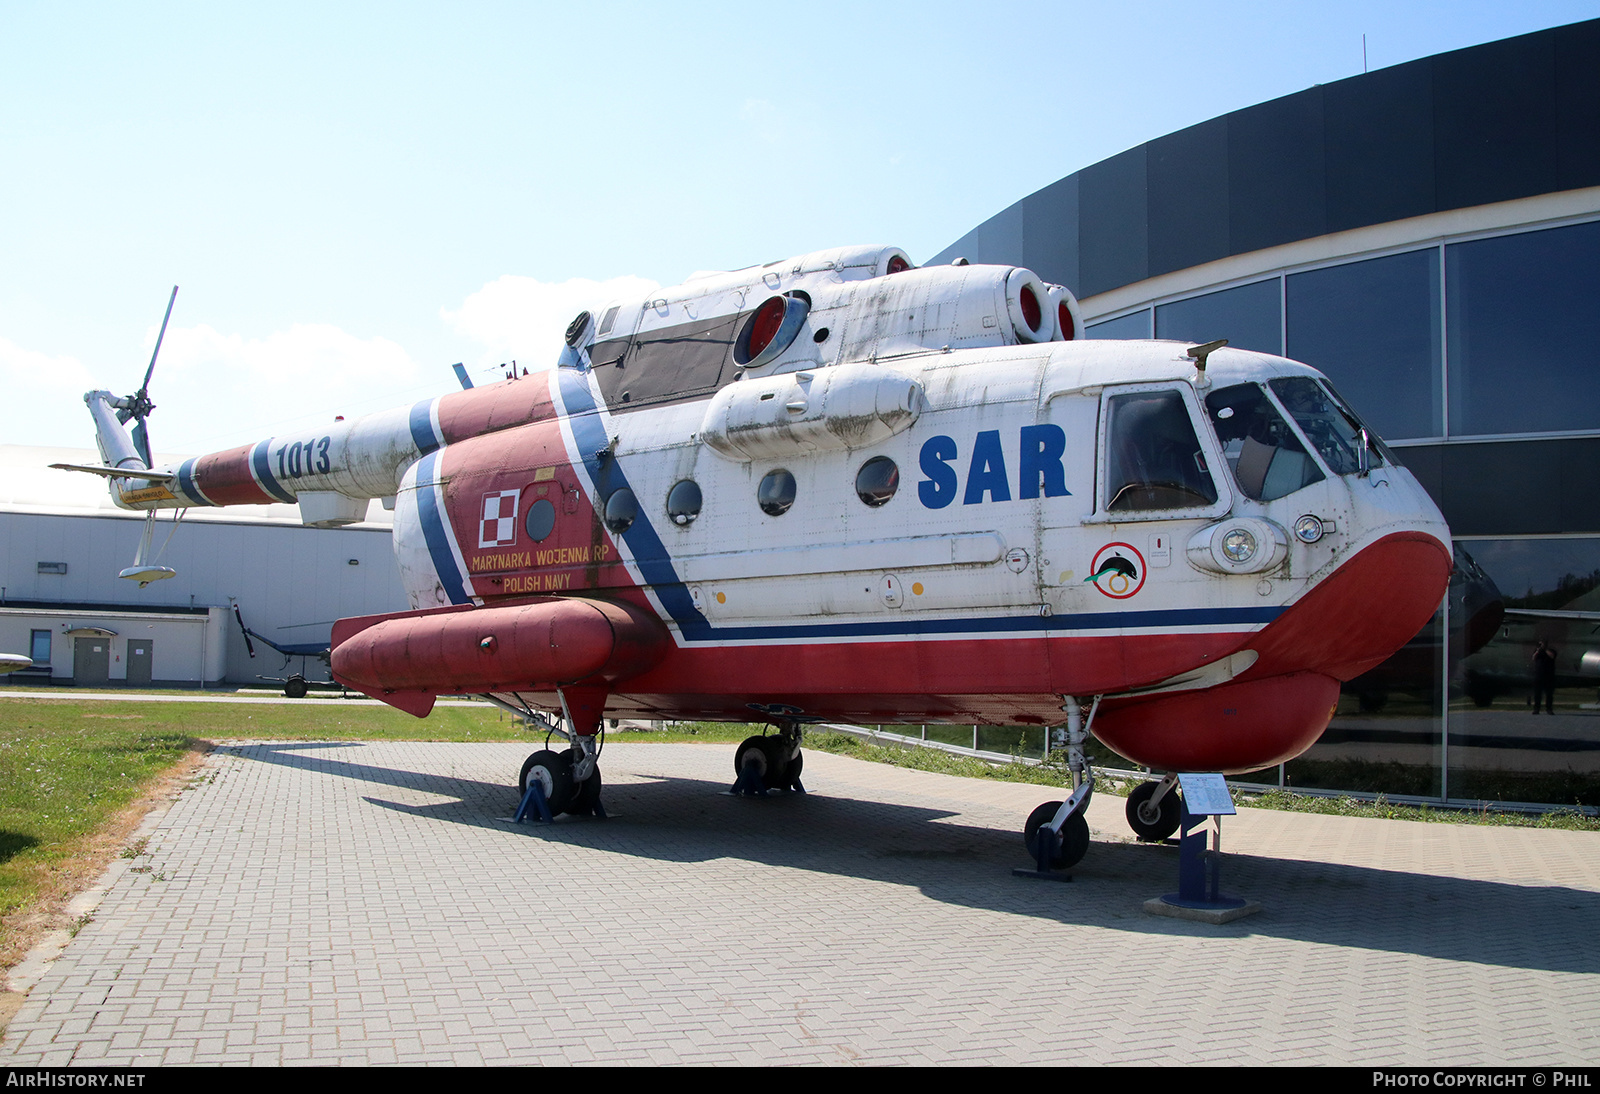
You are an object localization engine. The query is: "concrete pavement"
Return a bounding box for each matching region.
[2,740,1596,1065]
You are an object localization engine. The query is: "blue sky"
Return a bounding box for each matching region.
[3,1,1595,454]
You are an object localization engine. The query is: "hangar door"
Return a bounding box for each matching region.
[73,639,110,686]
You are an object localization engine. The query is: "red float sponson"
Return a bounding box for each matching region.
[330,595,670,718]
[1093,671,1341,775]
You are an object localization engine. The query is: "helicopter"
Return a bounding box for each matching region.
[62,245,1452,868]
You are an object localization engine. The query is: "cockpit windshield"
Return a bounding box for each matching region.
[1268,377,1390,476]
[1204,383,1325,501]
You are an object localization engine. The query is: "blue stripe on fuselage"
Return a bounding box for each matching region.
[250,440,296,503]
[556,368,714,638]
[410,399,440,454]
[414,450,470,605]
[176,458,213,506]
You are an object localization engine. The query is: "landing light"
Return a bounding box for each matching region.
[1221,528,1257,564]
[1294,515,1325,544]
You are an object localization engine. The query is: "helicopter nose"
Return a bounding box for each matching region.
[1247,529,1453,682]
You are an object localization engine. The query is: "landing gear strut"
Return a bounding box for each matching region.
[731,723,805,795]
[501,685,610,822]
[1016,696,1100,876]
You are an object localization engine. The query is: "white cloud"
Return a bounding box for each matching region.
[442,273,659,377]
[0,337,105,448]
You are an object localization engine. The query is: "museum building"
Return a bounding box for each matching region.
[931,18,1600,805]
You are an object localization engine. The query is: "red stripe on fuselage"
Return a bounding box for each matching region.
[436,375,557,445]
[193,444,275,506]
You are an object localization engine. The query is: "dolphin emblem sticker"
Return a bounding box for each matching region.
[1086,543,1146,599]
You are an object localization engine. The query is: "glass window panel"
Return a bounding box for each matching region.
[1204,383,1325,501]
[975,725,1046,759]
[1448,537,1600,807]
[1287,248,1442,441]
[1085,310,1152,340]
[1446,221,1600,436]
[923,724,976,748]
[1285,587,1446,800]
[1155,279,1281,355]
[1103,390,1218,512]
[29,630,50,664]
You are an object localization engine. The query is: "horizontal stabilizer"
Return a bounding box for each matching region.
[50,462,176,483]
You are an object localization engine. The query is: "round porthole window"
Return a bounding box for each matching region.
[757,469,796,516]
[667,479,702,526]
[524,497,556,542]
[855,456,899,507]
[604,488,638,534]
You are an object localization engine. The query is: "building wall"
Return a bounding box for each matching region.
[0,508,406,685]
[931,19,1600,300]
[930,19,1600,807]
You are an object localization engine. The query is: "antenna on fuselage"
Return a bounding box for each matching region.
[1185,339,1227,388]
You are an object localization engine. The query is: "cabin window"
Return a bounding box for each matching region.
[855,457,899,508]
[1204,384,1325,501]
[667,480,702,526]
[758,469,796,516]
[1269,377,1390,476]
[524,498,557,542]
[604,488,638,533]
[1103,390,1219,512]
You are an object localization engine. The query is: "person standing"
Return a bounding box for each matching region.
[1531,640,1557,715]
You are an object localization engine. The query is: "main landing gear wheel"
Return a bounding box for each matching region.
[1126,780,1181,841]
[284,675,308,699]
[1023,801,1090,869]
[519,749,576,815]
[567,747,603,815]
[734,735,795,790]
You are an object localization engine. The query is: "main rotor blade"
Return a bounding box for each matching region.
[138,285,179,398]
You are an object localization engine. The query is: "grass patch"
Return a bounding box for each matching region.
[0,695,540,968]
[805,730,1078,789]
[1235,787,1600,831]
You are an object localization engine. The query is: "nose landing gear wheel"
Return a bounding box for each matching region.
[1023,801,1090,869]
[1125,780,1181,841]
[519,749,576,815]
[734,735,793,790]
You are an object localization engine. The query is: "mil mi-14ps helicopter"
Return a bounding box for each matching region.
[64,245,1452,868]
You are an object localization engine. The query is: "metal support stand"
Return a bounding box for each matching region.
[513,779,555,824]
[568,797,607,819]
[729,757,768,797]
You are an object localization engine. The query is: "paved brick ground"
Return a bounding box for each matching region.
[2,741,1597,1066]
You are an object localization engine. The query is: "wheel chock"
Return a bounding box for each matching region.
[729,757,769,797]
[1012,824,1074,883]
[513,780,555,824]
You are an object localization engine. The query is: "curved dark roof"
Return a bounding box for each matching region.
[931,19,1600,299]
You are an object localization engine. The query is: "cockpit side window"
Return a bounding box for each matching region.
[1269,377,1391,476]
[1204,383,1325,501]
[1103,390,1219,513]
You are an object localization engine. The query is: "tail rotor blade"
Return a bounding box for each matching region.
[131,419,152,468]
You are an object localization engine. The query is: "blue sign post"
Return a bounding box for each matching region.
[1145,773,1260,924]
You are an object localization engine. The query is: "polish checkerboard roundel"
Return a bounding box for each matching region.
[479,490,520,548]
